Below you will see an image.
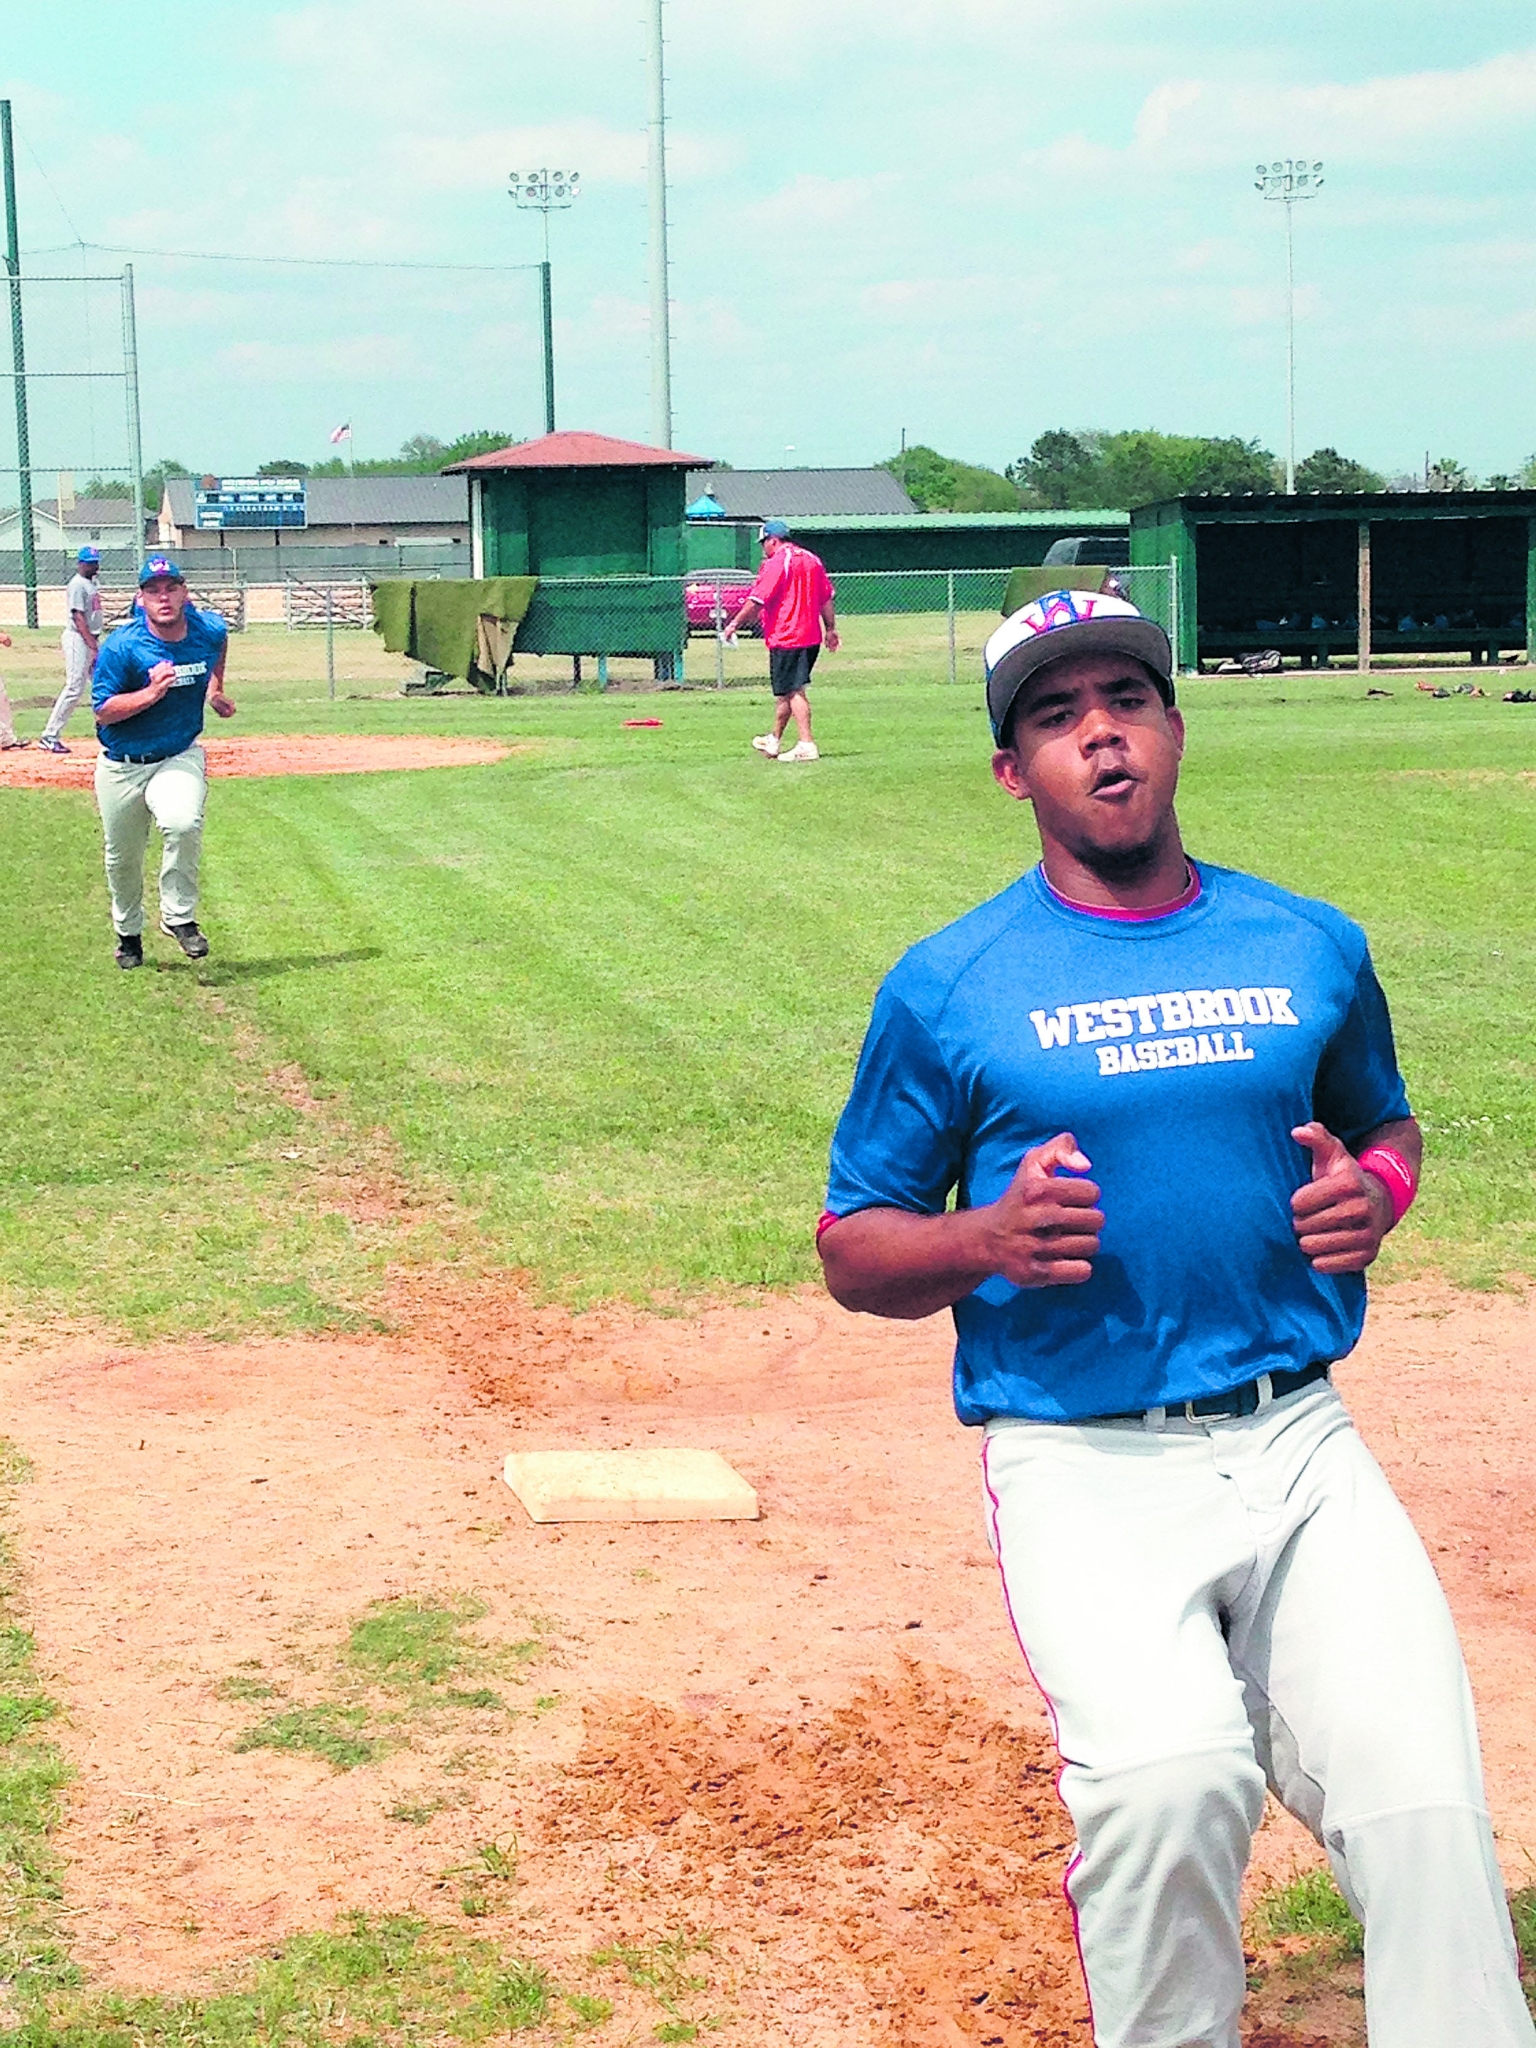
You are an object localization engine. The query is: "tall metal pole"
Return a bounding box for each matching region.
[1255,160,1321,498]
[1283,198,1296,495]
[1,102,38,629]
[121,263,146,561]
[646,0,673,447]
[510,171,577,436]
[540,259,556,434]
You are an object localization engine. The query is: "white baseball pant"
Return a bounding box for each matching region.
[94,744,206,936]
[0,674,18,747]
[982,1379,1534,2048]
[42,628,93,743]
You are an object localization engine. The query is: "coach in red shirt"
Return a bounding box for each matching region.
[725,519,839,762]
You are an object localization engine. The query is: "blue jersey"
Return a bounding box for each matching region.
[826,863,1411,1424]
[92,604,228,762]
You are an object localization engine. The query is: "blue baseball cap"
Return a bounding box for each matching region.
[759,518,790,541]
[137,554,186,586]
[76,545,100,564]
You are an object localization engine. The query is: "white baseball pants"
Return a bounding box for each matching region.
[94,744,206,936]
[0,674,17,746]
[982,1380,1534,2048]
[42,629,93,743]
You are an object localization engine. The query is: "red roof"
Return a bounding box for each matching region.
[444,430,713,473]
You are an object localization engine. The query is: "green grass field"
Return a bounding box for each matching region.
[1,624,1531,1338]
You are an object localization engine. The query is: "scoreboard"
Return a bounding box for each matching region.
[194,478,308,530]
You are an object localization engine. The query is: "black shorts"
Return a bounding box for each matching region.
[768,643,819,697]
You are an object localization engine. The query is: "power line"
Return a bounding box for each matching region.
[22,237,541,276]
[16,129,85,246]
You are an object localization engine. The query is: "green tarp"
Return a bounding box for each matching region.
[369,577,538,687]
[370,579,415,653]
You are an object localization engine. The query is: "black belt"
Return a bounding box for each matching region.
[109,748,180,765]
[1094,1360,1332,1425]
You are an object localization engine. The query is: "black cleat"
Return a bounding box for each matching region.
[160,919,210,960]
[115,933,144,970]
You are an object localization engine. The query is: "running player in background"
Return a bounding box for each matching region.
[91,557,235,969]
[37,545,104,755]
[724,518,838,763]
[818,590,1535,2048]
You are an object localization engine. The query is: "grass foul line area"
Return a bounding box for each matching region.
[1,642,1532,1339]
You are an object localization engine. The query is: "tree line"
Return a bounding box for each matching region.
[879,434,1536,513]
[83,426,1536,518]
[82,431,517,509]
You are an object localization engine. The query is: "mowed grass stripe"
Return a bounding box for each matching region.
[3,676,1532,1333]
[0,791,421,1337]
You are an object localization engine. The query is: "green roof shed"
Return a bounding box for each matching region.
[446,431,715,666]
[1131,491,1536,673]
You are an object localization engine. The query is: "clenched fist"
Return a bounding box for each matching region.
[981,1132,1103,1288]
[1290,1121,1391,1274]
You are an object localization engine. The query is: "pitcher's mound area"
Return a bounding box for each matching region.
[0,733,516,790]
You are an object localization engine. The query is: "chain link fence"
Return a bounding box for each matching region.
[672,563,1179,691]
[0,559,1178,696]
[322,561,1183,695]
[283,574,372,629]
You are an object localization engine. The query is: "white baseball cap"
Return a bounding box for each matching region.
[985,589,1173,742]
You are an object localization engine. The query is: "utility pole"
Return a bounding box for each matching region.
[1254,158,1323,495]
[1,101,38,628]
[509,169,579,435]
[646,0,673,447]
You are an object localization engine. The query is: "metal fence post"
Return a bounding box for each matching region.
[1168,556,1181,675]
[947,570,956,686]
[325,580,335,699]
[2,102,37,629]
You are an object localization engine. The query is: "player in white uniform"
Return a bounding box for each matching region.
[37,545,104,755]
[819,591,1535,2047]
[0,631,27,749]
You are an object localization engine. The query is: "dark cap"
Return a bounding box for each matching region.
[137,554,186,586]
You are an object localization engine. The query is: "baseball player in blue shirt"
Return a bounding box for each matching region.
[819,591,1534,2048]
[91,556,235,968]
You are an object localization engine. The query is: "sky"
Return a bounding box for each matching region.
[3,0,1535,481]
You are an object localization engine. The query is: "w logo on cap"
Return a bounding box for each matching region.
[1020,589,1120,639]
[137,554,185,585]
[983,586,1174,739]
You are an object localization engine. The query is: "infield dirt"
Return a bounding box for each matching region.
[0,732,516,789]
[0,1273,1530,2046]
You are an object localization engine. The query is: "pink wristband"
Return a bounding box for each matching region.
[815,1209,841,1246]
[1357,1145,1417,1227]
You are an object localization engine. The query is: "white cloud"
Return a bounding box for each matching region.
[216,335,419,382]
[399,120,724,195]
[742,173,898,236]
[1132,47,1536,170]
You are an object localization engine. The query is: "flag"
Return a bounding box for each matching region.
[329,422,352,445]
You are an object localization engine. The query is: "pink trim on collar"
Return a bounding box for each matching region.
[1044,864,1202,922]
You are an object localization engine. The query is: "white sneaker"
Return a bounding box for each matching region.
[779,740,819,762]
[751,733,781,758]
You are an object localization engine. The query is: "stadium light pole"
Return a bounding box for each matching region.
[1255,158,1323,494]
[646,0,673,447]
[509,168,580,435]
